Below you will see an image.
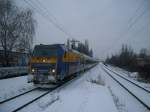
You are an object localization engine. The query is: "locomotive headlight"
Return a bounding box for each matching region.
[43,59,46,62]
[31,68,35,72]
[52,69,55,73]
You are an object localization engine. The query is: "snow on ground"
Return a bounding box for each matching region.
[103,65,150,108]
[100,63,149,112]
[107,65,150,91]
[0,76,34,101]
[2,63,148,112]
[20,64,118,112]
[0,89,47,112]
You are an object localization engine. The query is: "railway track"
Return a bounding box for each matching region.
[0,88,38,104]
[0,80,74,112]
[104,65,150,93]
[102,64,150,111]
[0,78,75,112]
[0,88,49,112]
[0,65,96,112]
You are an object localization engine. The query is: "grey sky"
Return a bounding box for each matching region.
[18,0,150,59]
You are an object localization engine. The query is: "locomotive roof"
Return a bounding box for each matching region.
[34,44,65,49]
[34,44,97,61]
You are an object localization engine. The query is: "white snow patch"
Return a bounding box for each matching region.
[43,81,117,112]
[130,72,138,78]
[0,76,34,101]
[87,74,105,86]
[37,93,59,110]
[108,86,127,112]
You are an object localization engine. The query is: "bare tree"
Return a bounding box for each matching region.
[139,48,148,58]
[0,0,36,66]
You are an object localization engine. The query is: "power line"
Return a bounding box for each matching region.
[34,0,74,38]
[127,0,146,26]
[102,1,150,57]
[117,1,149,41]
[127,5,150,33]
[132,20,150,38]
[23,0,73,38]
[35,0,58,23]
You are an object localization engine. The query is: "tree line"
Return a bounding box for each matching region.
[0,0,35,66]
[0,0,94,67]
[67,39,93,57]
[105,44,150,80]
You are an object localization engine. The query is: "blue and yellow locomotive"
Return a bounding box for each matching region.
[28,44,97,87]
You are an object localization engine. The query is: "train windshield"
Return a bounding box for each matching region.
[32,45,57,57]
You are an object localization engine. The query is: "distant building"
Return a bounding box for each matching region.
[136,57,150,74]
[0,50,29,67]
[136,58,150,67]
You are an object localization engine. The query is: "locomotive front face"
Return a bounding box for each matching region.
[30,58,57,83]
[29,45,63,84]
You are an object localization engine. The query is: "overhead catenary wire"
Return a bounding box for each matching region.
[102,0,150,57]
[34,0,74,38]
[132,20,150,37]
[126,0,146,28]
[125,5,150,35]
[23,0,74,38]
[35,0,58,23]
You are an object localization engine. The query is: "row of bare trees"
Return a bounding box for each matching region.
[105,45,150,80]
[0,0,36,66]
[67,39,93,57]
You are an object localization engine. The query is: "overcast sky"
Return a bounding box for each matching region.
[17,0,150,59]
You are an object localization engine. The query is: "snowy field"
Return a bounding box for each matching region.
[0,76,34,102]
